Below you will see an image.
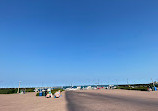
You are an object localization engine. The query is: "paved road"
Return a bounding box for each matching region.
[66,91,158,111]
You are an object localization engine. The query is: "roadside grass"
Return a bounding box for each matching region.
[25,88,35,92]
[116,86,148,91]
[0,88,35,94]
[0,88,18,94]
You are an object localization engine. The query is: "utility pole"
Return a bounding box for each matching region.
[17,81,21,93]
[116,79,118,86]
[151,78,155,87]
[71,83,73,88]
[98,79,100,85]
[127,78,129,85]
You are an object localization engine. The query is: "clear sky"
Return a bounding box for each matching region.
[0,0,158,87]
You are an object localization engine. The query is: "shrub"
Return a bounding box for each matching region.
[51,88,64,95]
[116,86,148,91]
[0,88,18,94]
[25,88,35,92]
[36,93,39,96]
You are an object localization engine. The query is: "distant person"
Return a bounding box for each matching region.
[54,90,61,98]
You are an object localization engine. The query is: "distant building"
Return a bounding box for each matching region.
[154,81,158,84]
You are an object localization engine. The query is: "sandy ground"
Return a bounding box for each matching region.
[0,89,158,111]
[66,89,158,111]
[0,92,67,111]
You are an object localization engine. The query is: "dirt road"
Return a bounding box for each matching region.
[66,90,158,111]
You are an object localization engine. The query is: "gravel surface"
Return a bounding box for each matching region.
[0,92,67,111]
[66,89,158,111]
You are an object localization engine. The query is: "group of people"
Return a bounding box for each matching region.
[45,89,61,98]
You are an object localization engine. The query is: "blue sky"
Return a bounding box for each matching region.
[0,0,158,87]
